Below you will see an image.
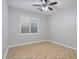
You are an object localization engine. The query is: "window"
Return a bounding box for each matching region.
[20,16,39,34]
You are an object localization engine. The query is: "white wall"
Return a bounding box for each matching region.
[2,0,8,58]
[8,5,77,48]
[8,7,48,46]
[48,6,77,48]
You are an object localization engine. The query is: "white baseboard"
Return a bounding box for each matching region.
[8,40,47,48]
[4,40,77,59]
[4,47,9,59]
[4,40,47,59]
[47,40,77,51]
[8,40,77,50]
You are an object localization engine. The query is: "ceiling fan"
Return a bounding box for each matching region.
[32,0,57,11]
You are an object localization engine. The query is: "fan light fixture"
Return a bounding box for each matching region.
[42,6,48,11]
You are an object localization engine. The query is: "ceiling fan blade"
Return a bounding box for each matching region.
[32,4,42,6]
[44,0,48,4]
[48,7,53,10]
[49,2,57,5]
[40,0,48,3]
[45,0,47,2]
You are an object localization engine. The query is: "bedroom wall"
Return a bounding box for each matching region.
[2,0,8,58]
[48,6,77,48]
[8,5,77,48]
[8,7,48,46]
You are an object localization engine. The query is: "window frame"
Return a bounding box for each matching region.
[19,16,39,35]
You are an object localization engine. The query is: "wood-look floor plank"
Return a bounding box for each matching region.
[7,41,77,59]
